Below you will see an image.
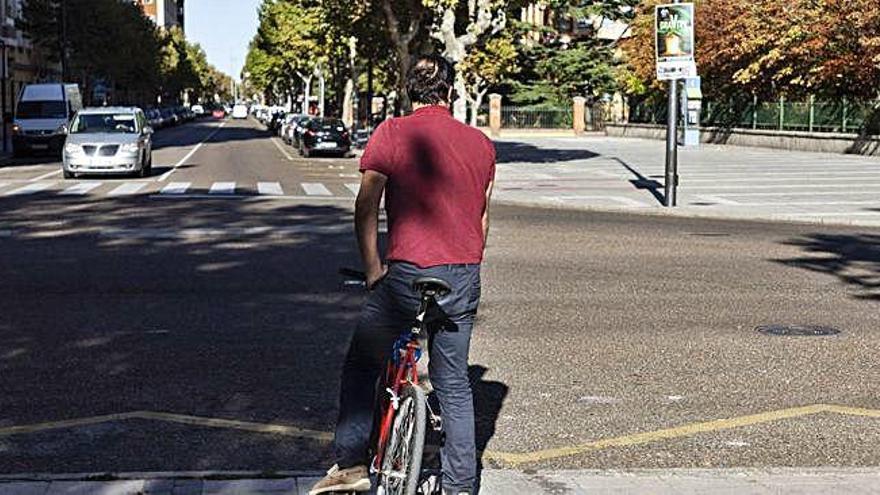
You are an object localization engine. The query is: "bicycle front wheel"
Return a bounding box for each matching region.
[377,384,426,495]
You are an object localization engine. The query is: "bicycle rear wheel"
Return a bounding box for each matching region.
[377,384,426,495]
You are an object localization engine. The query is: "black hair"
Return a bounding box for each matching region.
[406,54,455,106]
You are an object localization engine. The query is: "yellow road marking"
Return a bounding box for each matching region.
[0,411,331,442]
[482,403,880,466]
[3,403,879,464]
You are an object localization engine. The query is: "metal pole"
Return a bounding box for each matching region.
[665,78,678,207]
[60,0,67,81]
[1,42,6,154]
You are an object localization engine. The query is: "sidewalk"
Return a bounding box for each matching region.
[3,468,879,494]
[492,135,880,227]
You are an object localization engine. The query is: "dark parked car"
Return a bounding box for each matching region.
[299,118,351,157]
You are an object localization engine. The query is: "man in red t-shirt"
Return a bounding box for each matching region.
[310,55,495,495]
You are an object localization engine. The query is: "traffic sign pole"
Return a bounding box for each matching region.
[665,79,678,207]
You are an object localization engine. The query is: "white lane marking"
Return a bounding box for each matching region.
[338,173,359,178]
[694,194,741,205]
[100,224,378,239]
[108,182,147,196]
[544,195,649,207]
[271,137,294,161]
[160,182,191,195]
[209,182,236,194]
[0,181,9,190]
[3,182,54,196]
[685,183,880,191]
[150,194,352,201]
[302,182,332,196]
[345,183,360,196]
[257,182,284,196]
[159,122,226,182]
[701,190,880,198]
[60,181,103,195]
[28,169,63,182]
[711,200,880,207]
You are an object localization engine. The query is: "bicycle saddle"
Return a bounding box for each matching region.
[413,277,452,298]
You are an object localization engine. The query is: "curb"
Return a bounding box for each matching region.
[492,197,880,229]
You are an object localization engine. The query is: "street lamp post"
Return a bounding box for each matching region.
[1,39,7,154]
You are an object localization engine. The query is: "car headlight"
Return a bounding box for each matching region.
[120,142,141,153]
[64,143,81,154]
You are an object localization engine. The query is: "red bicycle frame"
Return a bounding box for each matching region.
[371,338,421,472]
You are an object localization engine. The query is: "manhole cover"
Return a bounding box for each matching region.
[756,324,841,337]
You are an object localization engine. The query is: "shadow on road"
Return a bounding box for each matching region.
[776,233,880,301]
[494,141,598,164]
[0,193,507,474]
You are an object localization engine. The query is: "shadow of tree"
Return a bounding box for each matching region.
[0,192,507,475]
[494,141,598,164]
[775,233,880,301]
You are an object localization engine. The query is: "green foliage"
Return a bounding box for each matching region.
[19,0,230,105]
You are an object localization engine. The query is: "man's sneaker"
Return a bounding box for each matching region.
[308,464,370,494]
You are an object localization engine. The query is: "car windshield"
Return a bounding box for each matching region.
[311,119,345,131]
[17,100,67,119]
[70,113,138,134]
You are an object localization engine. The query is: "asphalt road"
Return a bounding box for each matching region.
[0,118,878,475]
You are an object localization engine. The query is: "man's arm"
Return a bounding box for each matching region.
[355,170,389,288]
[482,179,494,249]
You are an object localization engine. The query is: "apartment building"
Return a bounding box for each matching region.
[134,0,185,32]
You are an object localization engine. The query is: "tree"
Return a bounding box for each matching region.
[621,0,880,101]
[458,34,519,125]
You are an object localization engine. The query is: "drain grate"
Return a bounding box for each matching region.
[756,324,841,337]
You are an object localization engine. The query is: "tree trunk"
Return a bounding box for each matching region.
[381,0,423,115]
[470,88,487,127]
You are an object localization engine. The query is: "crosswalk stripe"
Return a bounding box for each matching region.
[345,183,360,196]
[108,182,147,196]
[0,182,8,190]
[61,181,103,195]
[3,182,54,196]
[302,182,332,196]
[257,182,284,196]
[160,182,191,195]
[209,182,236,194]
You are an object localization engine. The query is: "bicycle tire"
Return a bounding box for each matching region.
[377,384,426,495]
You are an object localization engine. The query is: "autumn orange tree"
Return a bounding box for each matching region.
[620,0,880,101]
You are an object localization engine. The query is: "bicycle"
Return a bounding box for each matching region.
[340,268,450,495]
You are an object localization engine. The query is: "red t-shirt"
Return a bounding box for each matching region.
[360,105,496,268]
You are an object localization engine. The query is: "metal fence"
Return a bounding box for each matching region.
[476,106,574,129]
[629,97,879,134]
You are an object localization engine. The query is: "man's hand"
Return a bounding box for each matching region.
[366,264,389,290]
[355,170,388,289]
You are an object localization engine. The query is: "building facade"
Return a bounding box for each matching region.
[0,0,63,149]
[134,0,185,32]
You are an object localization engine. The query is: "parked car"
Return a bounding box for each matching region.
[12,83,82,157]
[191,104,205,117]
[232,104,248,119]
[299,118,351,157]
[62,107,153,178]
[160,107,178,126]
[212,108,226,119]
[146,108,164,129]
[281,114,304,144]
[291,115,314,148]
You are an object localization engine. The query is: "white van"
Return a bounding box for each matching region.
[231,104,248,119]
[13,83,82,157]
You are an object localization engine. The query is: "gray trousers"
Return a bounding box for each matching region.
[334,261,481,493]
